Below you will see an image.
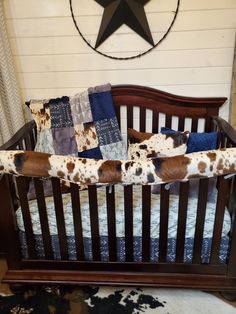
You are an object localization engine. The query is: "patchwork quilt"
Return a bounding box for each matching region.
[29,83,127,160]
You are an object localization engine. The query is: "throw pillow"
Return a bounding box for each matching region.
[127,128,189,160]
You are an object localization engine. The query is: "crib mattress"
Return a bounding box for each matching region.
[16,185,231,239]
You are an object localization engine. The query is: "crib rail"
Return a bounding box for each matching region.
[112,85,226,139]
[213,116,236,148]
[0,120,36,151]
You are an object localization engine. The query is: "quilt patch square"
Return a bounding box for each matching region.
[89,91,116,122]
[52,127,78,155]
[95,117,123,146]
[49,97,74,128]
[74,122,99,152]
[100,142,127,160]
[70,91,93,125]
[34,129,55,154]
[78,147,103,159]
[30,101,51,130]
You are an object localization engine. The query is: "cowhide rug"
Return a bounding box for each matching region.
[0,286,235,314]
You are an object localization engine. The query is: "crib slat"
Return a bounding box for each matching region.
[165,115,172,128]
[178,117,185,131]
[152,112,159,133]
[159,185,169,262]
[127,107,133,129]
[192,178,209,264]
[139,107,146,132]
[210,176,228,264]
[51,178,68,260]
[106,185,117,262]
[16,176,37,259]
[176,181,189,263]
[191,119,198,132]
[88,186,101,261]
[18,141,24,150]
[30,129,36,149]
[204,117,212,132]
[24,134,32,150]
[115,105,121,128]
[70,183,85,261]
[33,178,53,260]
[124,185,133,262]
[142,185,151,262]
[226,138,232,148]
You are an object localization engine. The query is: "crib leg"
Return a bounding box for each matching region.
[220,291,236,301]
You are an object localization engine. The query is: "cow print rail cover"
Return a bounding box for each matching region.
[0,149,236,185]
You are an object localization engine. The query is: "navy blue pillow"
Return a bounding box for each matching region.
[186,132,218,153]
[161,127,218,153]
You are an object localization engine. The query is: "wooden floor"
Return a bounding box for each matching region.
[0,258,236,308]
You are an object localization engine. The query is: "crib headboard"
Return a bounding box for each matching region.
[111,85,227,136]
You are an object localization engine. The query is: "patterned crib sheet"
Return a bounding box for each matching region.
[15,185,231,239]
[19,232,229,264]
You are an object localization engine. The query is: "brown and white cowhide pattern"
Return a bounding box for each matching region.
[0,149,236,185]
[127,128,189,160]
[30,100,51,130]
[74,122,99,152]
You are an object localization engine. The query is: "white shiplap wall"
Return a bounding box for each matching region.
[3,0,236,120]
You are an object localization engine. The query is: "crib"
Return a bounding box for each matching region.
[1,84,236,295]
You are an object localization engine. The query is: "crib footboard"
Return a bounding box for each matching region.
[1,169,236,290]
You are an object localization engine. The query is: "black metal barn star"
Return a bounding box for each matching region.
[94,0,154,48]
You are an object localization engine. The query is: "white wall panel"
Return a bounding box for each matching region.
[9,29,236,57]
[6,10,236,38]
[3,0,236,121]
[14,48,234,72]
[18,67,232,89]
[4,0,236,19]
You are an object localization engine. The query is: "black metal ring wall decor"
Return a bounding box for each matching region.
[69,0,180,60]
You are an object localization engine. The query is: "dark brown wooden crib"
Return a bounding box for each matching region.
[1,85,236,295]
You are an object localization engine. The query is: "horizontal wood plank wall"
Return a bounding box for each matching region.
[3,0,236,123]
